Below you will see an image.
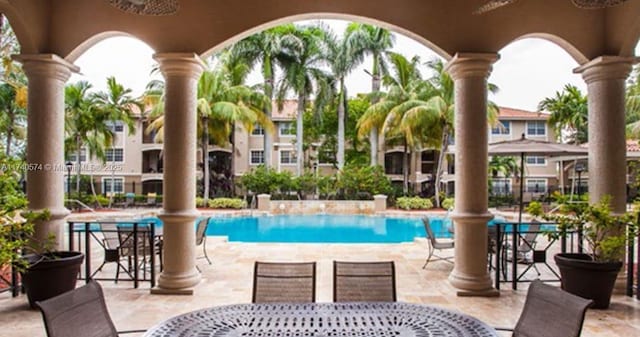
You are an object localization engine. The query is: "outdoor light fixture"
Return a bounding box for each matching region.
[65,161,73,206]
[108,0,179,16]
[575,162,586,196]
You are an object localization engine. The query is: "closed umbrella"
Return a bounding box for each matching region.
[488,134,589,226]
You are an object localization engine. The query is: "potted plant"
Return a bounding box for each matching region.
[544,195,637,309]
[0,156,84,308]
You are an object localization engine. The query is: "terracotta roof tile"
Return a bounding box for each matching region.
[498,107,549,120]
[271,100,298,120]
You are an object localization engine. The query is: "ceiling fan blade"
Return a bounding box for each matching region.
[473,0,519,15]
[572,0,630,9]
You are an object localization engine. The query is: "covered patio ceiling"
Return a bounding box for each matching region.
[0,0,639,63]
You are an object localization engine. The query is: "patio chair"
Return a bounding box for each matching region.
[333,261,396,302]
[146,193,157,206]
[91,223,132,283]
[422,218,454,268]
[496,280,593,337]
[36,281,146,337]
[118,224,160,280]
[487,225,498,270]
[196,217,212,266]
[252,261,316,303]
[502,222,542,277]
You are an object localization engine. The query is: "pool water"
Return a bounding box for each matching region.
[205,215,458,243]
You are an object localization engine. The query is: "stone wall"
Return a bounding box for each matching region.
[269,200,375,214]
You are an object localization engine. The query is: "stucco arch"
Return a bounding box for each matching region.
[500,33,589,65]
[0,1,37,54]
[199,12,452,61]
[620,17,640,57]
[65,31,156,63]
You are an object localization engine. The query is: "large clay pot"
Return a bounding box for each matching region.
[554,253,622,309]
[21,251,84,308]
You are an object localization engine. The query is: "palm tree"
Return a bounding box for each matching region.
[488,156,519,195]
[539,84,588,145]
[276,24,335,176]
[145,67,273,202]
[344,23,394,166]
[538,84,587,197]
[64,81,114,196]
[230,25,297,169]
[358,52,424,194]
[94,76,140,206]
[325,28,365,170]
[0,83,26,156]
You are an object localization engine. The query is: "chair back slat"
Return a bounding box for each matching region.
[196,217,209,246]
[252,261,316,303]
[36,281,118,337]
[514,280,593,337]
[333,261,396,302]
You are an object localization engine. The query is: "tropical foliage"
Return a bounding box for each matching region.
[396,196,433,210]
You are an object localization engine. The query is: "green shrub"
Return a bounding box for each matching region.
[442,198,454,210]
[196,197,205,208]
[293,170,317,199]
[338,164,392,200]
[396,197,433,210]
[208,198,246,209]
[87,194,109,207]
[134,194,147,203]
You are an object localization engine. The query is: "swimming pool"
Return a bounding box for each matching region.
[205,215,456,243]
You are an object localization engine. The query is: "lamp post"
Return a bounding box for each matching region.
[575,162,586,196]
[65,161,73,209]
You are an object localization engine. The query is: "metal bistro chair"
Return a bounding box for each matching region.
[92,223,133,283]
[422,218,454,269]
[496,280,593,337]
[252,261,316,303]
[333,261,396,302]
[117,223,160,280]
[502,222,542,279]
[196,217,212,266]
[36,281,146,337]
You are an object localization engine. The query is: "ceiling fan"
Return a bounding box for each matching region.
[474,0,630,15]
[108,0,179,15]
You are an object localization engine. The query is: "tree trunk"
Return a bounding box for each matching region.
[434,127,449,208]
[202,116,210,206]
[230,123,236,194]
[370,56,382,166]
[263,76,274,169]
[337,79,346,170]
[75,135,82,194]
[6,107,14,156]
[296,94,305,176]
[403,140,409,195]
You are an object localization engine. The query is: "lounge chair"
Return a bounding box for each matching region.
[36,281,146,337]
[196,217,212,267]
[146,193,157,206]
[333,261,396,302]
[495,280,593,337]
[422,218,454,268]
[252,261,316,303]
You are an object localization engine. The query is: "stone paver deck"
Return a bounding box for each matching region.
[1,238,639,336]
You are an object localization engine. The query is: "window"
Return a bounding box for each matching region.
[525,156,546,165]
[279,122,295,136]
[526,121,546,136]
[280,150,296,165]
[67,149,86,162]
[103,177,124,194]
[491,121,510,135]
[525,179,547,193]
[251,125,264,135]
[491,179,511,195]
[106,120,124,132]
[106,148,124,162]
[250,150,264,165]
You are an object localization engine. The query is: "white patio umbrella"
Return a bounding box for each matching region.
[488,134,589,226]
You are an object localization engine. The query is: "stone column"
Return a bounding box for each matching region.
[14,54,78,249]
[575,56,634,214]
[257,194,271,212]
[153,53,204,294]
[445,53,499,297]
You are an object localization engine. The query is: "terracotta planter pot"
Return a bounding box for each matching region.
[21,251,84,308]
[554,253,622,309]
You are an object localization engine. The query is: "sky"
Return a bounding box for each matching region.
[69,19,638,112]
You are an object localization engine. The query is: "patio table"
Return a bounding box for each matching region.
[143,302,497,337]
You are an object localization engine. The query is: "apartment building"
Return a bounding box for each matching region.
[70,104,560,199]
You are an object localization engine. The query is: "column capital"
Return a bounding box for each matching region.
[12,54,79,82]
[153,53,205,80]
[574,55,638,83]
[444,53,500,80]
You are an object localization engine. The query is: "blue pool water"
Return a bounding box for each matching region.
[75,215,509,243]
